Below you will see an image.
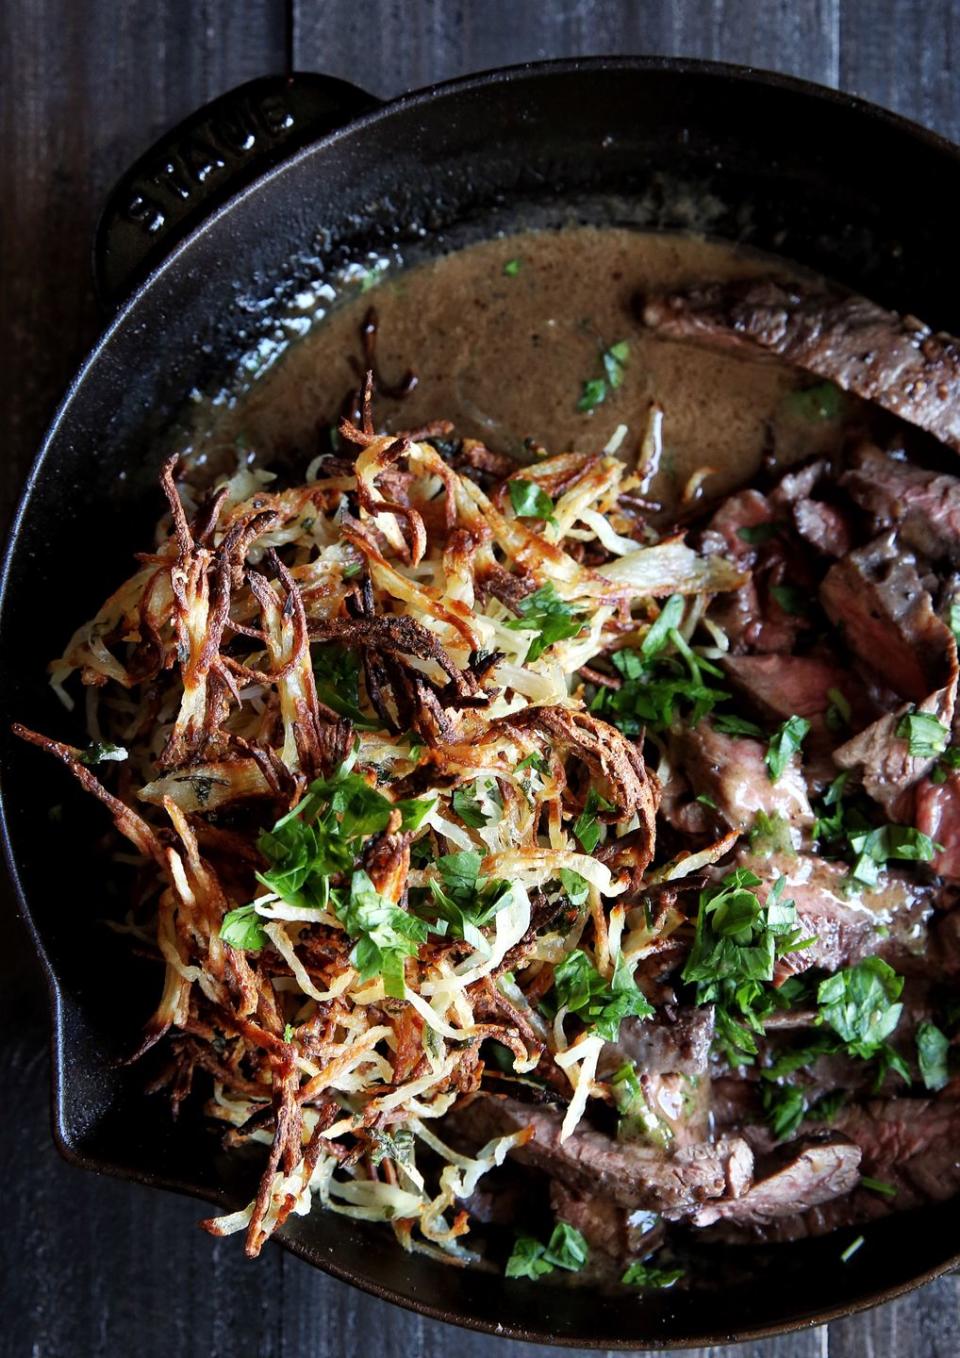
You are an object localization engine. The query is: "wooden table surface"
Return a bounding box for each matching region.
[2,2,959,1355]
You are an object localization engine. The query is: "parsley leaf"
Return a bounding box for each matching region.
[220,903,268,951]
[641,593,685,658]
[505,1223,589,1278]
[602,341,630,389]
[749,810,795,857]
[847,823,937,888]
[333,868,427,997]
[916,1020,950,1091]
[591,635,730,736]
[572,788,615,854]
[503,258,522,277]
[621,1259,684,1289]
[770,585,808,615]
[77,741,128,765]
[421,850,515,949]
[761,1081,807,1140]
[825,687,852,732]
[577,377,607,413]
[682,870,809,1064]
[817,958,903,1058]
[713,713,765,738]
[785,381,844,421]
[765,715,810,781]
[552,947,653,1041]
[452,780,496,829]
[895,710,949,759]
[736,521,779,545]
[558,867,590,907]
[311,644,379,729]
[931,745,960,784]
[369,1128,415,1166]
[505,583,586,662]
[508,478,557,525]
[515,751,546,775]
[505,1235,555,1279]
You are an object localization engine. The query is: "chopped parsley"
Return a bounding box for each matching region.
[895,710,949,759]
[860,1176,897,1198]
[576,340,630,413]
[770,584,808,616]
[621,1258,684,1289]
[736,521,779,546]
[503,257,522,277]
[764,715,810,781]
[950,599,960,644]
[749,810,795,857]
[505,1222,589,1279]
[515,750,546,775]
[283,1022,295,1043]
[785,381,844,421]
[713,712,765,739]
[77,741,128,765]
[222,759,434,989]
[640,593,685,658]
[590,633,729,736]
[558,867,590,907]
[572,788,615,854]
[551,947,654,1041]
[916,1020,950,1091]
[816,958,903,1059]
[420,850,515,951]
[311,644,378,729]
[840,1234,865,1264]
[931,745,960,784]
[452,780,496,828]
[220,903,269,951]
[508,478,557,525]
[825,687,852,732]
[505,583,587,662]
[333,868,428,997]
[847,823,937,888]
[369,1128,415,1166]
[682,869,812,1064]
[761,1081,807,1140]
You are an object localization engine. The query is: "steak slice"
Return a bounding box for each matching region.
[842,442,960,563]
[643,279,960,452]
[722,653,858,722]
[690,1134,862,1228]
[915,773,960,879]
[820,532,955,702]
[671,719,813,832]
[820,1097,960,1207]
[597,1005,715,1080]
[445,1094,754,1216]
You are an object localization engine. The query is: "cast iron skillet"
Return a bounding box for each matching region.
[2,57,959,1348]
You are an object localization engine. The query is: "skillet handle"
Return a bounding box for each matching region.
[94,72,381,308]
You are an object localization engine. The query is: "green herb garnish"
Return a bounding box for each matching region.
[576,341,630,412]
[621,1258,684,1289]
[860,1176,897,1198]
[736,522,779,546]
[765,715,810,781]
[220,903,269,951]
[713,713,766,739]
[503,258,522,277]
[421,850,515,951]
[508,478,557,525]
[770,585,808,616]
[761,1081,807,1140]
[572,788,615,854]
[816,958,903,1058]
[840,1234,865,1263]
[552,947,653,1041]
[916,1020,950,1091]
[311,644,378,729]
[77,741,128,765]
[505,583,587,662]
[505,1223,589,1279]
[785,381,844,421]
[895,710,949,759]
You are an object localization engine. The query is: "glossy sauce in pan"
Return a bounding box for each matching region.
[185,227,853,507]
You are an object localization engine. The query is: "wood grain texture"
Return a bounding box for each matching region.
[1,1,960,1355]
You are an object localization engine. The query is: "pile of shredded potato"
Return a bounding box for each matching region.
[16,391,743,1261]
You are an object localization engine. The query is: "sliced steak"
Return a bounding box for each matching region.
[722,653,858,722]
[733,849,933,978]
[833,686,955,816]
[446,1094,754,1216]
[690,1134,862,1228]
[643,279,960,452]
[671,719,813,832]
[914,773,960,880]
[701,491,803,654]
[819,1097,960,1208]
[597,1005,715,1080]
[820,532,955,702]
[792,497,853,558]
[842,443,960,563]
